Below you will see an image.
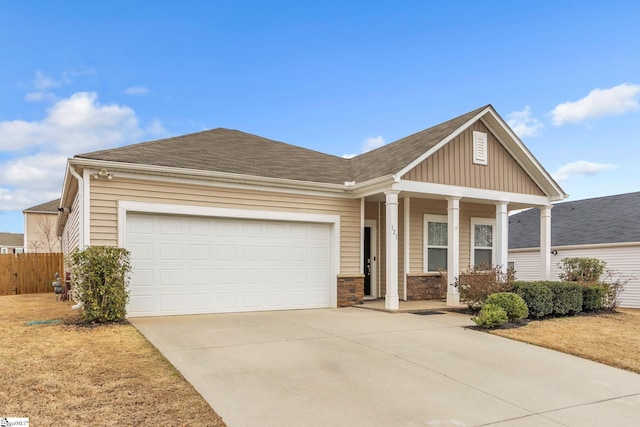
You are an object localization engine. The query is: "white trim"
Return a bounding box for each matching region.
[403,197,410,301]
[365,219,378,299]
[393,180,552,206]
[360,197,365,274]
[397,107,492,178]
[82,168,92,247]
[423,214,448,272]
[470,217,496,267]
[509,241,640,253]
[384,190,400,310]
[495,202,509,270]
[117,200,340,308]
[70,158,350,196]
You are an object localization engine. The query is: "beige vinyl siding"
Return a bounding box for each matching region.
[408,198,447,273]
[459,202,495,271]
[402,121,545,196]
[509,245,640,309]
[62,191,81,255]
[89,177,361,274]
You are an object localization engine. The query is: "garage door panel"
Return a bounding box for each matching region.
[127,213,332,316]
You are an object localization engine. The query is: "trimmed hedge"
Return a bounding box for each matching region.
[582,284,604,311]
[547,282,583,315]
[513,281,553,318]
[485,292,528,322]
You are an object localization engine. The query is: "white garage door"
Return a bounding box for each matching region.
[126,213,333,317]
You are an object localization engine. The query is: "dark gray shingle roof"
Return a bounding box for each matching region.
[0,232,24,247]
[77,105,491,185]
[24,198,61,213]
[509,192,640,248]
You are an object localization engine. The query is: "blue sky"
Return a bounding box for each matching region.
[1,1,639,233]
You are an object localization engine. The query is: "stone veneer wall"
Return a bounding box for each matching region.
[406,274,446,300]
[337,275,364,307]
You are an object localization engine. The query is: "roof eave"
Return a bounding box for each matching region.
[69,158,351,194]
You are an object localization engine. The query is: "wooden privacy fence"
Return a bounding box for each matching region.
[0,253,64,295]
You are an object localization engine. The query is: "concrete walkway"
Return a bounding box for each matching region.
[131,308,640,427]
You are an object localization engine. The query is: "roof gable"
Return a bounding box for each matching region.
[23,198,61,213]
[509,192,640,248]
[402,120,545,196]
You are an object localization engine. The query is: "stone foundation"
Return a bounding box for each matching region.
[406,274,447,300]
[337,275,364,307]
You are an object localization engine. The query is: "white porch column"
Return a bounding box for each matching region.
[495,201,509,272]
[385,190,400,310]
[447,197,460,306]
[540,205,552,280]
[403,197,410,301]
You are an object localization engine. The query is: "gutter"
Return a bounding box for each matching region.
[68,165,85,311]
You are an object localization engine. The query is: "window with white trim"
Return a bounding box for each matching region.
[423,214,448,272]
[16,248,24,254]
[470,217,495,268]
[473,131,488,165]
[1,248,7,254]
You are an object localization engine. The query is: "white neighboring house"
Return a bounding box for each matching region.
[508,191,640,308]
[0,232,24,254]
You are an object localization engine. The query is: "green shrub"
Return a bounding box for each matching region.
[513,281,553,318]
[547,282,583,315]
[68,246,132,323]
[485,292,529,322]
[456,264,514,311]
[472,303,508,328]
[582,284,604,311]
[559,257,606,283]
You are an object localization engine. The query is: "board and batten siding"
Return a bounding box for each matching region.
[88,177,361,274]
[402,121,545,196]
[509,245,640,309]
[61,191,81,256]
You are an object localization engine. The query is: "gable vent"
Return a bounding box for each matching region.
[473,131,488,165]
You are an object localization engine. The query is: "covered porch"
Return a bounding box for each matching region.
[358,190,553,311]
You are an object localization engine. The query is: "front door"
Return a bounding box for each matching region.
[363,220,377,298]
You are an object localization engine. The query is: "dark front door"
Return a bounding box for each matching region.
[364,226,371,296]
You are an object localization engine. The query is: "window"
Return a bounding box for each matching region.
[473,131,488,165]
[1,248,7,254]
[16,248,24,254]
[424,215,448,272]
[471,218,495,268]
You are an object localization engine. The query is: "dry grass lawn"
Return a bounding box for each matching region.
[0,293,226,426]
[492,308,640,374]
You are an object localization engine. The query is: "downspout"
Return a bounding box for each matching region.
[69,165,85,311]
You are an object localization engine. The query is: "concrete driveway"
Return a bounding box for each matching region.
[130,308,640,427]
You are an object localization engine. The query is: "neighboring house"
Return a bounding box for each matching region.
[23,198,62,253]
[508,192,640,308]
[57,104,566,317]
[0,232,24,254]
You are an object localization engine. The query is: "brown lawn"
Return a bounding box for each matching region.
[0,293,226,426]
[491,308,640,374]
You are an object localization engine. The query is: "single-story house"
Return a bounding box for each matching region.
[23,198,62,253]
[0,232,24,254]
[508,191,640,308]
[57,104,567,317]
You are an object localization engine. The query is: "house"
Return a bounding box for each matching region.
[57,104,567,317]
[508,192,640,308]
[23,198,62,253]
[0,232,24,254]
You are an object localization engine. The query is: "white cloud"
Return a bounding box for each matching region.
[34,71,61,90]
[553,160,614,182]
[0,91,168,212]
[0,92,143,152]
[342,135,386,158]
[550,83,640,126]
[125,86,149,95]
[506,106,543,138]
